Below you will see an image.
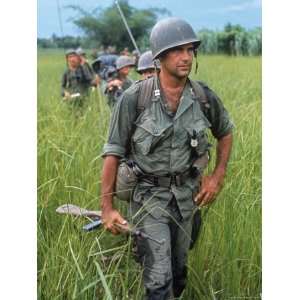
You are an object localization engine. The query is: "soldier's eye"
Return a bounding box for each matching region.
[187,47,194,54]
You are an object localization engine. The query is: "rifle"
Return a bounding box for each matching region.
[56,204,164,245]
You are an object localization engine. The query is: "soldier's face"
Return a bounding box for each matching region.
[67,54,80,68]
[160,43,194,78]
[141,69,156,80]
[119,66,131,77]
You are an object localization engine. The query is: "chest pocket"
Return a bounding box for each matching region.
[132,117,172,155]
[184,102,211,157]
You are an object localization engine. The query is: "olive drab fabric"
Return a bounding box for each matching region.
[102,77,233,220]
[130,197,193,299]
[102,76,233,298]
[61,66,94,97]
[115,77,211,203]
[103,77,134,109]
[115,161,139,201]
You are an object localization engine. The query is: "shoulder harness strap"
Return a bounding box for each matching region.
[136,77,211,121]
[189,79,211,121]
[136,76,155,116]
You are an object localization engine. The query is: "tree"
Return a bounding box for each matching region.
[67,0,169,51]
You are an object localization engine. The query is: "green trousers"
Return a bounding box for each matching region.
[129,197,193,300]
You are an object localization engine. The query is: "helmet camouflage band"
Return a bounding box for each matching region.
[137,50,160,73]
[116,56,136,70]
[150,17,201,59]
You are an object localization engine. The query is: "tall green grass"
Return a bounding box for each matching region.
[38,50,261,299]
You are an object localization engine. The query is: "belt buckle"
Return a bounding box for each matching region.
[171,175,181,187]
[153,176,159,186]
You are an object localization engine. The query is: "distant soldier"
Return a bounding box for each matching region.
[137,50,160,80]
[61,49,94,114]
[102,55,135,108]
[92,54,119,80]
[121,47,130,56]
[132,49,140,65]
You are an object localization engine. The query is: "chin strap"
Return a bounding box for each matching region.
[153,59,161,98]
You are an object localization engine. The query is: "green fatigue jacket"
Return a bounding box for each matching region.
[61,65,94,97]
[103,77,133,109]
[102,78,234,220]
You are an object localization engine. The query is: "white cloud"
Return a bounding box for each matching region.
[202,0,261,14]
[223,0,261,12]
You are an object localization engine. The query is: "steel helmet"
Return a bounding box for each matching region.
[76,47,86,56]
[150,17,201,59]
[65,49,78,57]
[116,55,136,70]
[137,50,160,73]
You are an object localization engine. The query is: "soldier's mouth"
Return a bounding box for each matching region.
[177,65,190,69]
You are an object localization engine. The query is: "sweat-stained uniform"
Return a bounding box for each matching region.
[102,76,234,299]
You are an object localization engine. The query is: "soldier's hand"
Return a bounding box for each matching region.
[80,57,86,65]
[102,208,128,235]
[108,79,122,90]
[194,175,223,207]
[95,75,101,86]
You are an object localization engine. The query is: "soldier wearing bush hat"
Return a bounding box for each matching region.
[100,17,234,299]
[103,55,135,108]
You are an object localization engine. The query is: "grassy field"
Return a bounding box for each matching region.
[37,50,261,299]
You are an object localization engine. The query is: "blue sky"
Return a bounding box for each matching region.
[38,0,261,38]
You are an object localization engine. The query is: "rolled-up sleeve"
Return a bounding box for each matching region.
[102,84,139,157]
[204,86,234,139]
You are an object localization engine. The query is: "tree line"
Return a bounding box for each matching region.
[37,0,261,56]
[198,24,261,56]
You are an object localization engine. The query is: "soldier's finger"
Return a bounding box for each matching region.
[201,192,215,207]
[105,223,119,235]
[116,215,127,225]
[110,227,120,235]
[197,189,206,201]
[194,191,206,206]
[194,194,201,204]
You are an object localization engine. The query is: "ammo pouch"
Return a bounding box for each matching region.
[115,160,142,202]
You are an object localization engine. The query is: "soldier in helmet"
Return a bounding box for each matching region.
[102,55,135,108]
[132,49,140,65]
[100,17,234,299]
[61,49,95,113]
[137,50,160,80]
